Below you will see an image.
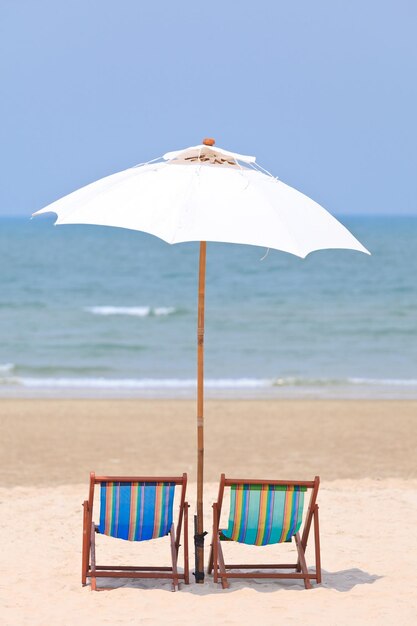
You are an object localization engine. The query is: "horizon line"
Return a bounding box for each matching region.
[1,211,417,219]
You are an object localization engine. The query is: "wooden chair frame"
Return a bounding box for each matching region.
[82,472,189,591]
[208,474,321,589]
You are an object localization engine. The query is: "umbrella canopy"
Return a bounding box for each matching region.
[34,141,369,258]
[33,138,369,581]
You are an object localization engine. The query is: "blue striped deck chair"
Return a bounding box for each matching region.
[208,475,321,589]
[82,472,189,591]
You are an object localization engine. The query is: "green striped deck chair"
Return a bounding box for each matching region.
[208,475,321,589]
[82,472,189,591]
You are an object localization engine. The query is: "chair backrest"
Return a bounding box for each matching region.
[217,477,319,546]
[88,474,187,542]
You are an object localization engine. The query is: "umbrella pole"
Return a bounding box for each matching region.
[195,240,207,582]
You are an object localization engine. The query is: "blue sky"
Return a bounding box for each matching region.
[1,0,416,216]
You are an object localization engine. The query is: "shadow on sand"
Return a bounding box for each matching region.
[86,568,382,594]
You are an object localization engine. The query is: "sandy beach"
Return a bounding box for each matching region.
[1,399,417,625]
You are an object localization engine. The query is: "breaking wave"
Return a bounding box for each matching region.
[0,363,15,373]
[85,306,178,317]
[1,375,417,394]
[0,377,270,389]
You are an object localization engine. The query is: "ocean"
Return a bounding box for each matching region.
[1,215,416,398]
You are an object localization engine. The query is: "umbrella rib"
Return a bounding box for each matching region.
[243,169,306,257]
[132,155,163,168]
[53,163,166,225]
[250,160,281,181]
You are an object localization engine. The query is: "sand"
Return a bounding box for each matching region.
[1,399,417,625]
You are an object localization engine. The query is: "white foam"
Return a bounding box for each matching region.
[3,374,417,390]
[153,307,176,316]
[0,363,14,373]
[348,377,417,387]
[274,376,417,388]
[85,306,176,317]
[3,372,417,391]
[10,377,270,389]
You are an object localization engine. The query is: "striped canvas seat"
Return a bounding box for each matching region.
[82,473,189,591]
[222,484,306,545]
[208,475,321,590]
[98,481,176,541]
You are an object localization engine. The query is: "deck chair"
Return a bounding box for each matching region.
[82,472,189,591]
[208,474,321,589]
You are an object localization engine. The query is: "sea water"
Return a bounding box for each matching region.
[1,215,416,398]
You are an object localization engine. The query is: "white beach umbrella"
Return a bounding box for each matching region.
[35,141,368,257]
[34,138,370,580]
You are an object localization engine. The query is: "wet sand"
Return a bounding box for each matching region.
[1,399,416,485]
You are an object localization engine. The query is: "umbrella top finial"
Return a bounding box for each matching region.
[202,138,215,146]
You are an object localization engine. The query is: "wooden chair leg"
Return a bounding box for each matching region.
[82,501,89,585]
[207,543,214,575]
[90,523,97,591]
[211,504,218,583]
[314,504,322,584]
[217,539,229,589]
[295,532,312,590]
[170,524,179,591]
[184,503,190,584]
[213,537,218,583]
[208,502,216,576]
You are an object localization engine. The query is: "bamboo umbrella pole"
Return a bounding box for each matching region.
[195,240,207,582]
